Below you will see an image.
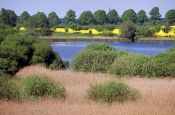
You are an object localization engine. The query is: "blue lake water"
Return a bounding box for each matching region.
[51,41,175,62]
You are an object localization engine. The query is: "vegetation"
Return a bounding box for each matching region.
[78,11,94,25]
[0,24,66,75]
[108,46,175,77]
[120,21,136,41]
[87,80,139,103]
[72,43,125,73]
[107,9,120,24]
[94,10,108,24]
[20,75,66,99]
[108,54,151,76]
[165,9,175,25]
[64,9,76,24]
[149,7,161,26]
[136,10,148,25]
[1,8,175,40]
[121,9,137,23]
[48,11,61,28]
[135,26,155,38]
[0,73,19,100]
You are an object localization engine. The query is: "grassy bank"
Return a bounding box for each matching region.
[0,65,175,115]
[40,33,175,42]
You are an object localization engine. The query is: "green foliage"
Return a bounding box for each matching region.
[27,12,49,28]
[103,24,115,34]
[0,23,18,42]
[94,25,104,32]
[87,80,139,103]
[78,11,94,25]
[64,9,76,24]
[67,22,81,31]
[0,30,66,74]
[135,26,155,38]
[108,54,136,76]
[18,11,30,26]
[149,7,161,26]
[120,21,136,41]
[165,9,175,25]
[0,8,17,26]
[142,49,175,77]
[121,9,137,23]
[37,28,52,36]
[72,43,119,73]
[20,75,66,99]
[162,26,171,33]
[0,73,19,100]
[48,12,61,28]
[136,10,148,25]
[49,55,66,70]
[107,9,120,24]
[94,10,108,24]
[108,46,175,77]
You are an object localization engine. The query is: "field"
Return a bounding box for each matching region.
[0,65,175,115]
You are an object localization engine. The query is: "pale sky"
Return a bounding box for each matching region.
[0,0,175,18]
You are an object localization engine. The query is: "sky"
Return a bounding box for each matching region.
[0,0,175,18]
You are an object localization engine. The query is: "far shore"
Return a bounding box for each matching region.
[40,35,175,42]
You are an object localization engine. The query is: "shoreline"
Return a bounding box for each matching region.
[40,36,175,42]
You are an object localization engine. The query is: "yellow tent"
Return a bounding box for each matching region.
[112,29,121,35]
[19,27,27,31]
[155,29,168,37]
[55,28,66,33]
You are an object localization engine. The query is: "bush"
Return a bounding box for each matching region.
[0,33,66,74]
[135,26,155,38]
[37,28,52,36]
[108,54,136,76]
[142,50,175,77]
[120,21,136,42]
[72,43,120,73]
[20,75,66,99]
[0,73,19,100]
[87,80,139,103]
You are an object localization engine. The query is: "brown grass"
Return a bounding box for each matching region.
[0,65,175,115]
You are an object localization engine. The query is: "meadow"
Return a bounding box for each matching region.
[0,65,175,115]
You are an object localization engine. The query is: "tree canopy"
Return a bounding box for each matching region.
[165,9,175,25]
[94,10,108,24]
[107,9,120,24]
[120,21,136,41]
[18,11,30,26]
[149,7,161,25]
[137,10,148,25]
[78,11,94,25]
[0,8,17,26]
[121,9,137,23]
[48,12,61,28]
[64,9,76,24]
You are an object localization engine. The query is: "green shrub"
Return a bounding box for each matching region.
[0,33,66,74]
[87,80,139,103]
[142,51,175,77]
[132,55,151,76]
[85,43,116,51]
[108,54,151,76]
[49,56,65,70]
[20,75,66,99]
[135,26,155,38]
[37,28,52,36]
[0,73,19,100]
[108,54,136,76]
[72,44,119,73]
[120,21,136,41]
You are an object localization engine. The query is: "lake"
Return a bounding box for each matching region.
[51,41,175,62]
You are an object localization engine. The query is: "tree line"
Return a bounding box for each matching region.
[0,7,175,28]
